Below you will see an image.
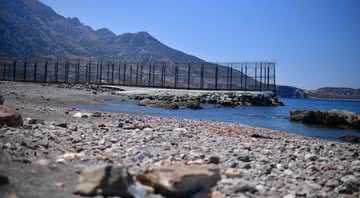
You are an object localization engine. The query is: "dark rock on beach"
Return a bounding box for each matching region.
[290,109,360,129]
[338,135,360,143]
[137,163,221,198]
[0,105,23,127]
[74,165,142,197]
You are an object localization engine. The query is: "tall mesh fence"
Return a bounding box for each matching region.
[0,58,276,92]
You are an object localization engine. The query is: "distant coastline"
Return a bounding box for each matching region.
[277,85,360,101]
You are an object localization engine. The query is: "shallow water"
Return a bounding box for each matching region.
[76,98,360,141]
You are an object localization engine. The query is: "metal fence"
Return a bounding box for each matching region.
[0,58,276,92]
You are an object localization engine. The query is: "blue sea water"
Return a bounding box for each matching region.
[76,98,360,141]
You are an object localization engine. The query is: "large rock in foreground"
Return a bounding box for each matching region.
[74,165,145,198]
[0,105,23,127]
[290,109,360,129]
[137,164,221,198]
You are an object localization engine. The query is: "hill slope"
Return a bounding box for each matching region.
[0,0,203,63]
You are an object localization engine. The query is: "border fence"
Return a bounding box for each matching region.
[0,58,276,92]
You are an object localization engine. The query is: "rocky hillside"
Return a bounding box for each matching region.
[276,85,307,99]
[0,0,203,63]
[305,87,360,100]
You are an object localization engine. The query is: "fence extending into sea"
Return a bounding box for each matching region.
[0,58,276,92]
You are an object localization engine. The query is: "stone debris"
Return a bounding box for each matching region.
[0,175,9,185]
[0,95,4,104]
[61,152,84,161]
[74,165,146,198]
[137,163,221,198]
[73,112,90,118]
[0,105,23,127]
[0,82,359,198]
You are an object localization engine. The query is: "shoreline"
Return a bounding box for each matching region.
[0,81,360,197]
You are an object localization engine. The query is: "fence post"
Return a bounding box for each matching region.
[273,63,276,94]
[123,62,127,85]
[99,60,103,84]
[148,64,152,87]
[77,61,80,83]
[260,63,263,91]
[140,64,143,86]
[85,60,89,83]
[187,63,191,89]
[95,60,99,83]
[54,59,58,83]
[117,62,121,85]
[152,63,155,87]
[215,64,218,90]
[254,65,257,91]
[44,60,48,82]
[226,63,230,89]
[106,62,110,84]
[34,60,38,82]
[23,60,27,81]
[12,60,17,81]
[135,63,139,86]
[267,64,270,89]
[200,63,204,89]
[111,62,114,85]
[3,60,6,80]
[129,63,133,86]
[240,65,243,89]
[230,64,233,90]
[245,64,248,90]
[174,63,178,89]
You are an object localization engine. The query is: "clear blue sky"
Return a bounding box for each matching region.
[40,0,360,89]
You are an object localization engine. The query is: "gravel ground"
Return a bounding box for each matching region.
[0,81,359,198]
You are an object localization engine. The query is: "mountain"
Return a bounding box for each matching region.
[0,0,203,63]
[305,87,360,100]
[276,85,307,99]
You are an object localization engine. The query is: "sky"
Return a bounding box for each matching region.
[40,0,360,89]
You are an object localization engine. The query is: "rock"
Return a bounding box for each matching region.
[137,164,221,198]
[207,156,220,164]
[0,175,9,185]
[54,182,65,188]
[91,112,102,117]
[237,155,251,162]
[28,118,45,125]
[0,105,23,127]
[224,168,241,178]
[55,122,68,128]
[210,191,224,198]
[73,112,89,118]
[61,152,84,161]
[304,154,318,161]
[139,99,178,110]
[75,165,144,198]
[233,180,258,194]
[290,109,360,129]
[250,134,271,139]
[339,175,360,194]
[338,135,360,143]
[186,102,203,110]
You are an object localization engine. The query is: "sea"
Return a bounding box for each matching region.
[76,98,360,141]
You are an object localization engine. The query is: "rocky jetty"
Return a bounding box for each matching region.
[133,92,283,109]
[290,109,360,129]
